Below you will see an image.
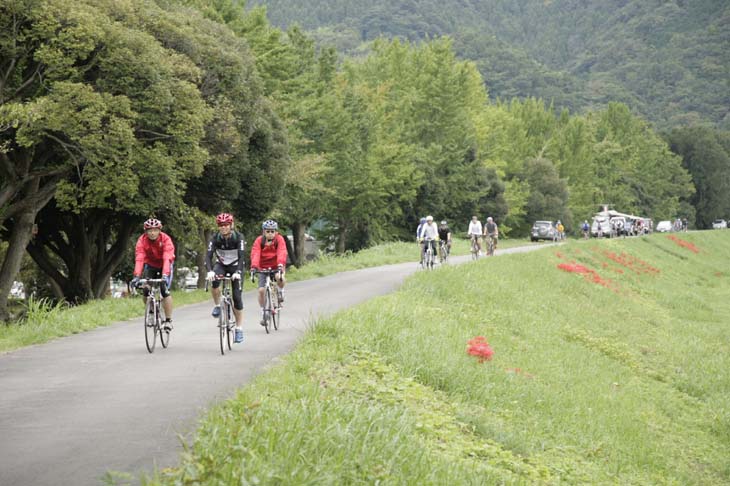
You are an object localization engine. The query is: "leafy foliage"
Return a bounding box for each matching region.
[251,0,730,129]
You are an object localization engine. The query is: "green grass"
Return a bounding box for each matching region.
[0,237,534,353]
[147,231,730,485]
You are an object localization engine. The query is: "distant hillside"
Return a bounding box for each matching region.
[250,0,730,129]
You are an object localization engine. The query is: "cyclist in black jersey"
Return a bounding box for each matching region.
[206,213,246,343]
[437,220,452,261]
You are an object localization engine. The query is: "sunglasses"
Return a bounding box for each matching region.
[264,230,276,233]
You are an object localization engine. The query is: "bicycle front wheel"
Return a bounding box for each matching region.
[144,298,156,353]
[263,288,272,334]
[159,303,170,349]
[226,301,234,351]
[272,289,280,331]
[219,301,228,355]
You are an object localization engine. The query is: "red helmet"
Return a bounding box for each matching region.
[216,213,234,226]
[143,218,162,229]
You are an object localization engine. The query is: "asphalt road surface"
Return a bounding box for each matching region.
[0,244,553,485]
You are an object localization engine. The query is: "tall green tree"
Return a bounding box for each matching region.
[666,127,730,228]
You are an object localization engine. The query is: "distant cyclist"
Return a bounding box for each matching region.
[250,219,288,326]
[131,218,175,331]
[483,216,499,254]
[416,217,427,265]
[468,215,482,254]
[437,220,452,261]
[205,213,245,343]
[419,215,439,263]
[581,220,590,239]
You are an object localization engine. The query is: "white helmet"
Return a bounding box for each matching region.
[426,215,433,222]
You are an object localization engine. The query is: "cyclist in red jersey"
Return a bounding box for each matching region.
[131,218,175,330]
[250,219,288,326]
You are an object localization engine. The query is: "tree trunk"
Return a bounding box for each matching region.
[0,210,36,321]
[196,227,212,289]
[27,209,136,304]
[0,173,57,320]
[337,221,347,254]
[290,221,306,267]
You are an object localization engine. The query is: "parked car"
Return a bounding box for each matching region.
[530,221,556,241]
[655,220,673,233]
[712,219,727,229]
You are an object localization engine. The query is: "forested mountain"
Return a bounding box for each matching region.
[249,0,730,129]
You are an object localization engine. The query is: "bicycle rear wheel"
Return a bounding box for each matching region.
[144,298,156,353]
[272,287,280,331]
[219,300,228,355]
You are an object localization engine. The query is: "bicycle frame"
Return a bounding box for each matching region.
[253,269,281,333]
[137,278,168,353]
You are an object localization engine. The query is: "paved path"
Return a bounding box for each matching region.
[0,244,553,485]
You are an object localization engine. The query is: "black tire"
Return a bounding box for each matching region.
[144,298,156,353]
[263,289,272,334]
[272,299,279,331]
[159,303,170,349]
[219,301,227,355]
[226,301,234,350]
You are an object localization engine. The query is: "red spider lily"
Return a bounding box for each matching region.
[603,251,660,274]
[467,336,494,363]
[557,262,590,273]
[667,235,700,253]
[557,262,616,290]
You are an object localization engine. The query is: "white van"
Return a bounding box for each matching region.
[591,217,611,237]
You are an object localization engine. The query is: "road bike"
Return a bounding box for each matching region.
[469,234,480,261]
[422,238,436,270]
[439,240,450,264]
[136,279,169,353]
[252,269,282,334]
[207,275,236,355]
[485,234,496,256]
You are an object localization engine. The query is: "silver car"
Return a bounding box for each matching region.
[530,221,556,241]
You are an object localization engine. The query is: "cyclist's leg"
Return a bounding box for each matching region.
[160,264,173,322]
[141,264,157,299]
[256,272,267,307]
[210,262,225,304]
[232,279,244,326]
[275,271,285,302]
[210,262,227,317]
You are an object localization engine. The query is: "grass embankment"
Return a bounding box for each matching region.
[150,231,730,485]
[0,237,529,353]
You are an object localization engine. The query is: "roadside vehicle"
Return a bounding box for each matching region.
[591,217,611,238]
[655,220,673,233]
[530,221,556,242]
[712,219,727,229]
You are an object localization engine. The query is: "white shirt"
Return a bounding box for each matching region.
[468,220,482,236]
[421,222,439,240]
